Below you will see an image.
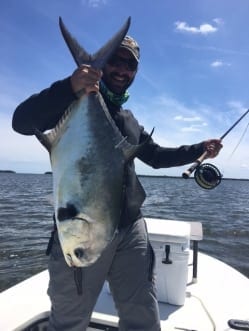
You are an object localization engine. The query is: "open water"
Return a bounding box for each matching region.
[0,173,248,292]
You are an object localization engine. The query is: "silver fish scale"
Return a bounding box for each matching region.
[50,92,127,267]
[34,16,133,267]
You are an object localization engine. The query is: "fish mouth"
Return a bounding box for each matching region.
[61,224,109,267]
[72,216,90,222]
[57,213,95,267]
[65,247,99,267]
[60,216,102,267]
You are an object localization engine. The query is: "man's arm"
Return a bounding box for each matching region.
[12,77,76,135]
[137,129,222,169]
[12,65,102,135]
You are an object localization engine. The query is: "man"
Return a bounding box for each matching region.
[12,35,222,331]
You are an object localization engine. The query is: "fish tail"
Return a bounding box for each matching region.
[59,17,131,69]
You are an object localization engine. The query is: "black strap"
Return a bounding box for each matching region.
[74,267,83,295]
[46,228,56,256]
[46,214,57,256]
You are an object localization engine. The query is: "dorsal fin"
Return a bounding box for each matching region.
[34,128,53,152]
[34,103,75,152]
[59,17,131,68]
[118,128,155,162]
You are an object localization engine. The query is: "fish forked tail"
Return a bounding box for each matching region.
[59,16,131,69]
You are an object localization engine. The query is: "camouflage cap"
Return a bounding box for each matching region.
[120,35,140,62]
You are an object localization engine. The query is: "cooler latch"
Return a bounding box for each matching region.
[162,244,172,264]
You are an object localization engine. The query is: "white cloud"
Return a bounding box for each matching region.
[82,0,107,8]
[129,93,218,146]
[180,121,208,133]
[173,114,208,134]
[175,21,218,35]
[174,115,202,122]
[210,60,223,67]
[181,126,202,132]
[213,18,224,26]
[210,60,231,68]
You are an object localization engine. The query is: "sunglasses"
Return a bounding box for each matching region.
[107,55,138,72]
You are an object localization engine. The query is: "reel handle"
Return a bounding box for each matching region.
[182,151,208,178]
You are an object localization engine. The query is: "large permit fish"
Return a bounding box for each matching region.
[35,17,150,268]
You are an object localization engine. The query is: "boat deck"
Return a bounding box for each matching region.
[1,219,249,331]
[1,251,249,331]
[93,250,249,331]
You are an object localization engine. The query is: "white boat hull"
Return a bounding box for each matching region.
[0,218,248,331]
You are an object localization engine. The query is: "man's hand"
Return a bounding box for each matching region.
[203,139,223,158]
[70,65,102,96]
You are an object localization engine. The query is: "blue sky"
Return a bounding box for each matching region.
[1,0,249,178]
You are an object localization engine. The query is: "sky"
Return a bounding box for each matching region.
[1,0,249,179]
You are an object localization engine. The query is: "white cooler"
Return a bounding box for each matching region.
[145,218,190,306]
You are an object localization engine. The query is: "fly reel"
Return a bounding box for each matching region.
[194,163,222,189]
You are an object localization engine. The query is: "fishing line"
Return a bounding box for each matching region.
[227,121,249,159]
[218,121,249,182]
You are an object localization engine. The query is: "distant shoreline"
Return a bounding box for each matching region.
[0,171,248,181]
[0,170,16,174]
[138,174,249,181]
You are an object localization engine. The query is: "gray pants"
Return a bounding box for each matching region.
[47,218,161,331]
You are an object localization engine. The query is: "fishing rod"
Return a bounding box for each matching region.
[182,108,249,189]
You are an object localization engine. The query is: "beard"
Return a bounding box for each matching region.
[102,69,136,95]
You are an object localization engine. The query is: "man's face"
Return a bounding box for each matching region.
[102,48,138,95]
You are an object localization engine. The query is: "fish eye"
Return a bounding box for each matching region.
[57,203,78,222]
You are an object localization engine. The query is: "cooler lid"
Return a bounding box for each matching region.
[145,218,190,243]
